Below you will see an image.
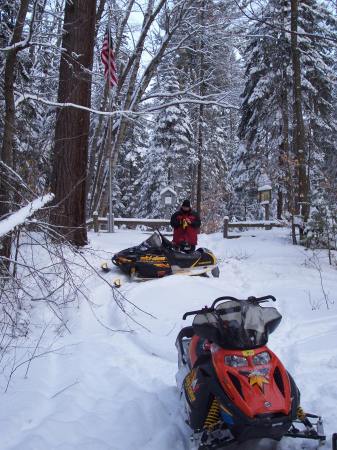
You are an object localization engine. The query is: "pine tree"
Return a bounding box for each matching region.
[114,119,149,217]
[237,0,337,222]
[169,0,242,226]
[137,62,193,217]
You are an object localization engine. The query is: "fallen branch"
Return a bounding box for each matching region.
[0,193,54,238]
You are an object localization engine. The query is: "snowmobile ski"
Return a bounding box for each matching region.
[101,261,111,273]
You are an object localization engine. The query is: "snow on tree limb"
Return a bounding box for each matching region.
[234,0,337,43]
[16,92,238,114]
[0,0,39,53]
[0,193,54,238]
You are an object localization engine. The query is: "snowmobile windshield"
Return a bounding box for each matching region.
[192,312,221,344]
[139,233,162,250]
[192,301,282,349]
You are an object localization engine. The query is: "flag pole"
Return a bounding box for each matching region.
[108,99,113,232]
[107,16,113,233]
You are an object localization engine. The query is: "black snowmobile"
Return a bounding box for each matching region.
[111,231,219,280]
[176,295,336,450]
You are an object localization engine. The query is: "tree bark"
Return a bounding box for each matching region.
[51,0,96,246]
[196,0,206,216]
[87,84,109,216]
[0,0,30,269]
[290,0,309,222]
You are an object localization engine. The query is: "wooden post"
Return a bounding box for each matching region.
[264,204,271,230]
[93,211,99,232]
[111,212,115,233]
[265,203,270,221]
[223,216,229,238]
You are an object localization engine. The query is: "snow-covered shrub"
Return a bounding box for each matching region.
[0,216,91,389]
[304,206,337,259]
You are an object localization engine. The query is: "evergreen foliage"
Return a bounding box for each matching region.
[237,0,337,226]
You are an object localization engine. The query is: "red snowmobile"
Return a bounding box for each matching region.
[176,295,336,450]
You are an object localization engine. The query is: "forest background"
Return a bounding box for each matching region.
[1,0,337,249]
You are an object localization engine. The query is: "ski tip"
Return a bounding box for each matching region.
[113,278,122,288]
[101,261,110,272]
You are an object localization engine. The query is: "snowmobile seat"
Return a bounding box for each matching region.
[172,249,201,259]
[165,249,202,268]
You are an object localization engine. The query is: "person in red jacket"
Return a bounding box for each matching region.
[170,199,201,251]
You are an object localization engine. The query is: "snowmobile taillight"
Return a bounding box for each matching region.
[253,351,271,365]
[224,355,248,367]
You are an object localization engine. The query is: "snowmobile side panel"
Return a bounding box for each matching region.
[183,366,214,431]
[134,261,172,278]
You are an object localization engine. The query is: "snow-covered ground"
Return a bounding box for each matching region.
[1,228,337,450]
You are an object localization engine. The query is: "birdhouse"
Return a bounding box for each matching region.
[160,186,177,208]
[258,184,272,205]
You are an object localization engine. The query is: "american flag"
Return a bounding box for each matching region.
[101,28,118,88]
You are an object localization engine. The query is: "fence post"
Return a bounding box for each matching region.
[93,211,99,232]
[111,213,115,233]
[223,216,229,238]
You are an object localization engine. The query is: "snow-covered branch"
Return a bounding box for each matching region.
[15,92,238,117]
[0,193,54,238]
[234,0,337,43]
[142,98,239,111]
[0,0,39,53]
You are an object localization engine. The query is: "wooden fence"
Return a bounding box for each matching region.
[223,217,286,238]
[86,213,287,237]
[86,214,170,232]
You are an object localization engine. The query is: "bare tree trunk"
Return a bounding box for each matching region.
[291,0,309,223]
[87,84,110,216]
[279,0,296,243]
[196,102,204,215]
[95,0,106,31]
[51,0,96,246]
[277,190,283,220]
[0,0,30,269]
[196,0,206,216]
[190,165,197,205]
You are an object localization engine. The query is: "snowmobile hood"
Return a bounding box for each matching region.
[211,344,292,419]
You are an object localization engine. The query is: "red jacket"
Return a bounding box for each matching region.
[170,209,201,245]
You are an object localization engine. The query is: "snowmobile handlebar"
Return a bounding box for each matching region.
[182,295,277,320]
[211,295,276,308]
[182,306,213,320]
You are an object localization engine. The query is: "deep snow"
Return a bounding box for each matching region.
[1,228,337,450]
